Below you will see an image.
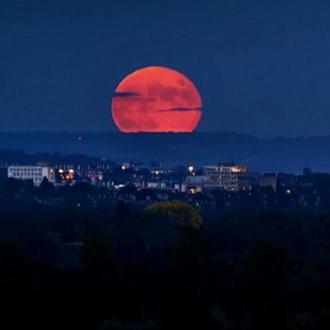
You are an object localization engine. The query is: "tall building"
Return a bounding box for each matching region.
[218,163,248,191]
[203,162,249,191]
[203,166,220,183]
[8,166,55,186]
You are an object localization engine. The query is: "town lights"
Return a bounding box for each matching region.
[231,166,242,173]
[188,165,194,175]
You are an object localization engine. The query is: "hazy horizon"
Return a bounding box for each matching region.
[0,130,329,140]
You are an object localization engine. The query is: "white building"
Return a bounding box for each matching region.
[8,166,55,186]
[184,175,207,193]
[203,163,249,191]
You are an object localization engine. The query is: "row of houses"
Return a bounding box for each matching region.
[3,162,300,196]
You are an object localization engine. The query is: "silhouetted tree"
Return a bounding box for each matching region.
[246,240,298,330]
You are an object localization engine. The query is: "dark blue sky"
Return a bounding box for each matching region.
[1,0,330,137]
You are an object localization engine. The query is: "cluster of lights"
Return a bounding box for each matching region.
[58,168,74,181]
[230,166,245,173]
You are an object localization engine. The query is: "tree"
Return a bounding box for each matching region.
[80,236,115,275]
[39,177,54,198]
[145,200,203,229]
[0,240,27,292]
[160,227,215,329]
[246,240,298,330]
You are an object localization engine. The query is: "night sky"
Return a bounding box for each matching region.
[2,0,330,137]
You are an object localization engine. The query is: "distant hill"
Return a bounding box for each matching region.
[0,132,329,172]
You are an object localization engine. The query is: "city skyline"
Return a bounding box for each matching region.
[3,2,330,328]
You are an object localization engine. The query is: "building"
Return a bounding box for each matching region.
[218,163,248,191]
[184,175,207,193]
[203,163,249,191]
[259,173,278,191]
[8,166,55,186]
[203,166,220,184]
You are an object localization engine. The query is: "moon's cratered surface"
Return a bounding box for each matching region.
[111,66,202,133]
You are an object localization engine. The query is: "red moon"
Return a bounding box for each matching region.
[111,66,202,133]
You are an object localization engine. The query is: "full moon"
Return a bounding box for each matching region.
[111,66,202,133]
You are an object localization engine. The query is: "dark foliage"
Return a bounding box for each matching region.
[1,182,330,329]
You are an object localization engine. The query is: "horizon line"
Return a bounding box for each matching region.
[0,130,328,140]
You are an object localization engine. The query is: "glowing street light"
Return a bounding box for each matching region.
[188,165,194,175]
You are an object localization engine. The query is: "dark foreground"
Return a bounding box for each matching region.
[1,191,330,329]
